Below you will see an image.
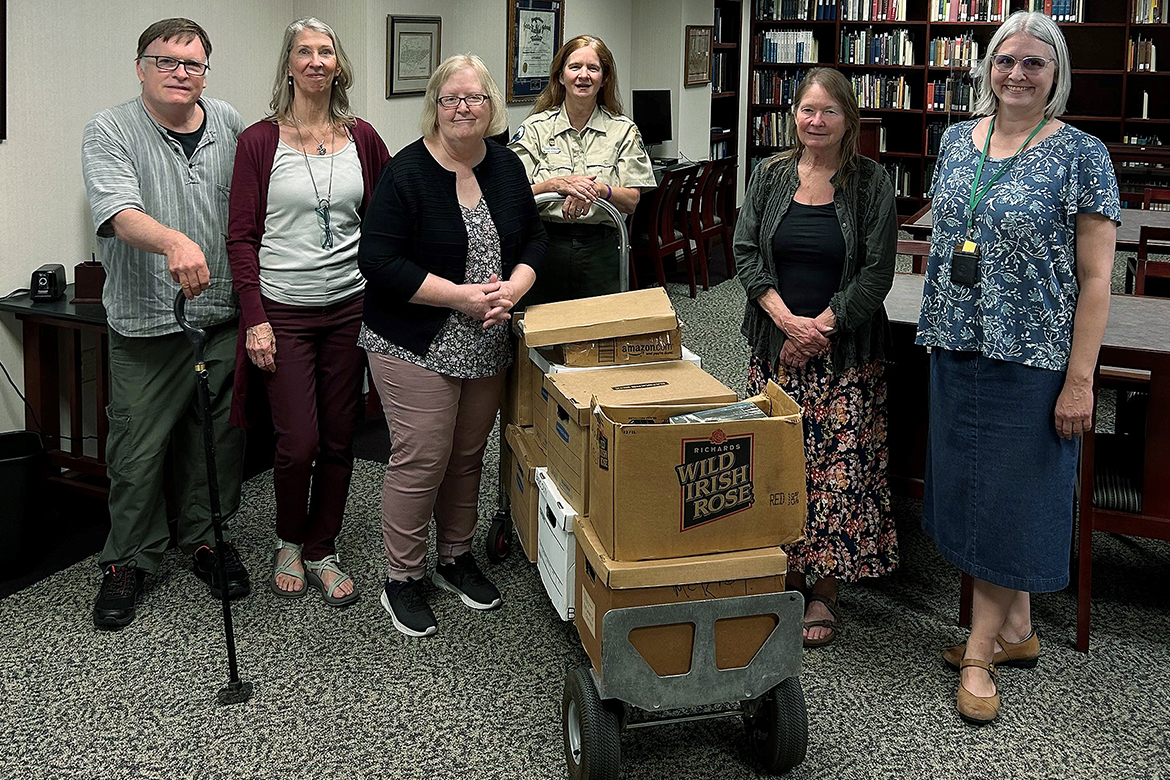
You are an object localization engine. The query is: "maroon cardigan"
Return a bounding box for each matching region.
[226,117,391,427]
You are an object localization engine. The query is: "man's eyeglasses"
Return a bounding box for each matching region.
[139,55,210,76]
[991,54,1053,74]
[316,199,334,250]
[437,94,488,109]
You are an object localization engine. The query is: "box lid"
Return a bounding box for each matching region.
[535,467,577,532]
[593,381,801,426]
[574,514,787,589]
[521,288,679,348]
[545,361,736,426]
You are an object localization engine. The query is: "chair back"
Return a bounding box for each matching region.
[693,157,734,233]
[1143,187,1170,211]
[896,239,931,275]
[714,155,739,232]
[649,163,702,250]
[1135,225,1170,297]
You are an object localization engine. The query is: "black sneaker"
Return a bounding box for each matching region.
[193,542,251,600]
[93,563,146,630]
[433,552,502,610]
[381,577,437,637]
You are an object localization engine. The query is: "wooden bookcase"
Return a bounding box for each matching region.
[712,0,744,165]
[746,0,1170,219]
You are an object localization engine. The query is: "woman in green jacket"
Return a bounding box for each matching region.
[735,67,899,647]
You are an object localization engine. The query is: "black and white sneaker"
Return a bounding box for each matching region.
[433,552,502,610]
[381,577,437,637]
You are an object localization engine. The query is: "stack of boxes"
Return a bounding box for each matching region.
[502,289,809,677]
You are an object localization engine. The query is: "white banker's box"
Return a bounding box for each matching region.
[534,467,578,622]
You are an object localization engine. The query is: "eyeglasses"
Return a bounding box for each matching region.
[315,199,334,250]
[437,94,488,109]
[139,55,210,76]
[991,54,1053,74]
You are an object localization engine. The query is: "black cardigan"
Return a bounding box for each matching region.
[358,137,547,355]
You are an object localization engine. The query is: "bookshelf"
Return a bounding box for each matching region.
[712,0,744,163]
[746,0,1170,219]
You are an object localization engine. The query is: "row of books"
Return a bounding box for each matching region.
[1128,38,1158,71]
[712,52,737,93]
[1121,135,1165,146]
[851,73,914,109]
[757,30,821,63]
[1133,0,1167,23]
[926,120,959,155]
[750,69,808,106]
[842,0,908,21]
[928,34,980,68]
[753,0,838,20]
[711,139,734,159]
[839,29,916,66]
[927,78,974,112]
[930,0,1009,22]
[751,111,798,148]
[883,161,914,197]
[1026,0,1085,22]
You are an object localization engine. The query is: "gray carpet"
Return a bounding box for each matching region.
[2,275,1168,780]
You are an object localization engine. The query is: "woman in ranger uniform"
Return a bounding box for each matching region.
[508,35,656,305]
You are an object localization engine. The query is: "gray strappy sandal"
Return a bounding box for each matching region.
[270,540,307,599]
[304,554,360,607]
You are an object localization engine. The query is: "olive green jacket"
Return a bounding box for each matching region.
[734,154,898,372]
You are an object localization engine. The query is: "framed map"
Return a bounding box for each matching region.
[387,16,442,98]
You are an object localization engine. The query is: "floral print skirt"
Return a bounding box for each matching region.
[747,352,898,582]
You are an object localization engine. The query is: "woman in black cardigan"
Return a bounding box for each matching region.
[358,54,546,637]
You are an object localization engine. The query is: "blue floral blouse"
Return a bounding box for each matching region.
[916,120,1120,372]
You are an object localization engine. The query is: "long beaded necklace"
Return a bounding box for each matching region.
[292,116,335,249]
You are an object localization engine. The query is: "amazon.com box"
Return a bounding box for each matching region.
[521,288,680,364]
[544,361,736,515]
[574,515,787,677]
[504,424,543,562]
[590,381,807,561]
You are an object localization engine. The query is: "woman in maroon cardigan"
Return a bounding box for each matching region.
[227,17,389,606]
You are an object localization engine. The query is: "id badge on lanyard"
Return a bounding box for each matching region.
[953,116,1047,288]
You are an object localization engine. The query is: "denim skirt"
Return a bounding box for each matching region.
[922,349,1079,592]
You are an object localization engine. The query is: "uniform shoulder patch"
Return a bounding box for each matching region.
[510,126,525,144]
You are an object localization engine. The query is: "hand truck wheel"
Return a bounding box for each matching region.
[744,675,808,775]
[563,666,621,780]
[485,510,513,564]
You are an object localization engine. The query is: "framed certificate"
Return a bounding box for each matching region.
[506,0,565,103]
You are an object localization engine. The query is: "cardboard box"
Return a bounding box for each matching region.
[590,381,807,561]
[502,315,534,428]
[535,468,578,621]
[504,424,543,563]
[546,327,683,368]
[521,288,679,349]
[545,361,736,517]
[573,515,788,677]
[528,345,701,458]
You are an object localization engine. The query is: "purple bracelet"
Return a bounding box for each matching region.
[605,184,612,200]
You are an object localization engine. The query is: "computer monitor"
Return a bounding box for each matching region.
[631,89,673,148]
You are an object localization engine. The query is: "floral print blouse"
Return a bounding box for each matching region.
[359,198,512,378]
[916,120,1120,372]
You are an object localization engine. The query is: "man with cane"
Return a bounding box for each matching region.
[83,18,250,629]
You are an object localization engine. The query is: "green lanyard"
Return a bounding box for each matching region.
[966,116,1048,240]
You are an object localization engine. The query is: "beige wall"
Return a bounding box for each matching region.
[0,0,714,433]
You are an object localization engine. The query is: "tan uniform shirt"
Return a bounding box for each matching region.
[509,105,657,225]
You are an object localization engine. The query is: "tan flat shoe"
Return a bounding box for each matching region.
[943,630,1039,671]
[956,658,1000,726]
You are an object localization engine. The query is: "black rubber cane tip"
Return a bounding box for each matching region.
[217,680,254,706]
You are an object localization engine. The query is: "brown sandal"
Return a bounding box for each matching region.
[956,658,1000,725]
[802,593,840,647]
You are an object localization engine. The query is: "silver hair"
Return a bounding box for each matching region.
[973,11,1071,119]
[419,54,508,139]
[267,18,355,126]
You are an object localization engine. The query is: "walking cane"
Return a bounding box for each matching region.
[174,290,254,706]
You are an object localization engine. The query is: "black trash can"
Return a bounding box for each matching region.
[0,431,45,571]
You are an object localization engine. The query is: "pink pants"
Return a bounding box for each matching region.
[366,352,505,581]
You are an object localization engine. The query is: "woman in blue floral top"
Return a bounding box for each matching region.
[917,11,1119,726]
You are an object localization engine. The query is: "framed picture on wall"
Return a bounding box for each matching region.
[684,25,713,88]
[386,15,442,98]
[506,0,565,103]
[1,0,7,140]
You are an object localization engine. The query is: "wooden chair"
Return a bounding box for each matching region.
[1076,346,1170,652]
[715,157,739,276]
[1134,225,1170,298]
[631,163,703,298]
[896,239,931,275]
[1142,187,1170,212]
[687,157,738,290]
